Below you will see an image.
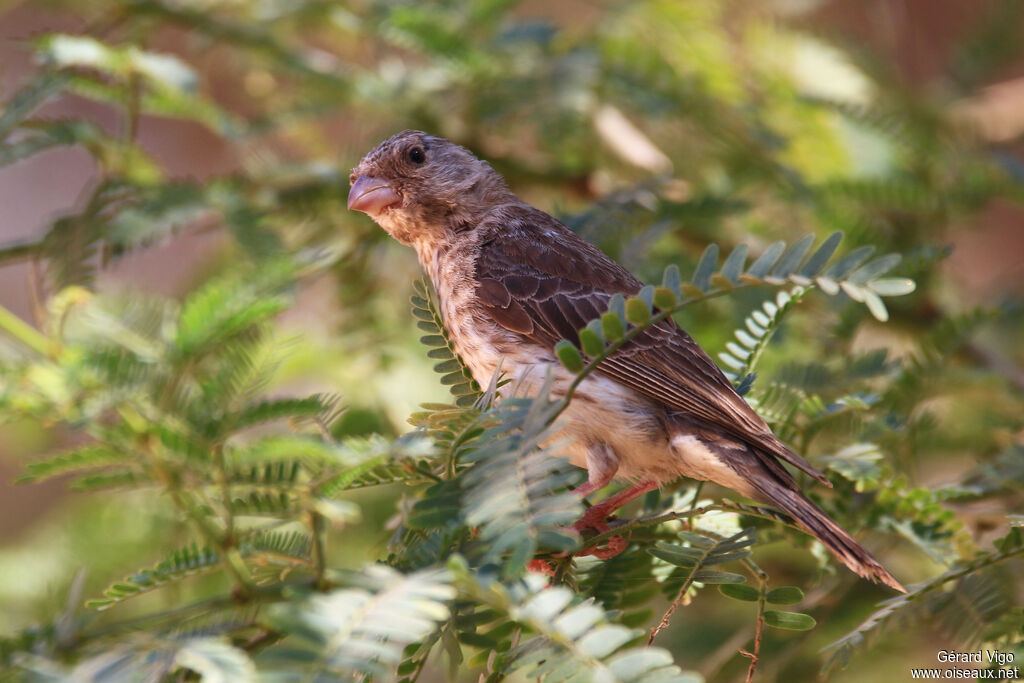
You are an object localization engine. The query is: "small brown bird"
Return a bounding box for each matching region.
[349,130,904,592]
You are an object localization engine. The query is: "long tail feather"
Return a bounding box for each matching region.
[752,478,905,593]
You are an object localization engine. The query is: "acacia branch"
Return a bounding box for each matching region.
[740,571,768,683]
[577,502,801,552]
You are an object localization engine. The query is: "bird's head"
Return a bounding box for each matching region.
[348,130,511,247]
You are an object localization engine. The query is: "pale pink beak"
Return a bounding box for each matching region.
[348,176,400,214]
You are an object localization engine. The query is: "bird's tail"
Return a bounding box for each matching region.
[751,477,906,593]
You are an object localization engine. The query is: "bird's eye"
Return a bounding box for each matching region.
[349,173,357,185]
[408,147,426,164]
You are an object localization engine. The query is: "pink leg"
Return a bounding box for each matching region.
[529,448,621,573]
[579,480,659,527]
[575,480,658,559]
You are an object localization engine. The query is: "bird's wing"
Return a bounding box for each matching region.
[474,207,830,487]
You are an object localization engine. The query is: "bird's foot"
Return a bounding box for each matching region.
[572,508,629,559]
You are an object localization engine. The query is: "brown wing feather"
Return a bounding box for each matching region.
[474,205,830,488]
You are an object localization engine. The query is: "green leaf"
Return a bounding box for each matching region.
[692,569,746,584]
[419,334,446,346]
[267,566,454,679]
[638,284,655,309]
[763,610,816,630]
[649,529,755,597]
[87,543,220,610]
[653,286,677,310]
[765,586,804,605]
[771,234,815,278]
[692,243,719,291]
[232,396,329,429]
[608,293,626,321]
[625,296,650,325]
[0,71,70,139]
[649,545,704,567]
[799,231,843,276]
[175,276,290,355]
[17,445,126,484]
[69,469,147,491]
[434,359,463,373]
[719,287,807,382]
[466,572,695,682]
[458,385,582,575]
[579,326,604,357]
[720,244,748,283]
[745,241,785,278]
[412,278,482,404]
[823,245,875,279]
[661,264,682,296]
[555,340,584,373]
[601,311,625,342]
[174,638,256,682]
[719,584,761,601]
[40,34,198,92]
[675,531,716,548]
[868,278,916,296]
[848,254,902,284]
[863,290,890,321]
[0,120,105,168]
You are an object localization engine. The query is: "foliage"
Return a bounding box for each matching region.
[1,1,1023,682]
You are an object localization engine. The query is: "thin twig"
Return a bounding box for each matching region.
[0,237,45,266]
[649,567,696,644]
[0,301,50,356]
[309,510,328,590]
[740,572,768,683]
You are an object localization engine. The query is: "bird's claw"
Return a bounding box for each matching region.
[577,534,628,559]
[572,514,629,559]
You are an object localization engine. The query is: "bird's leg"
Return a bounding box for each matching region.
[528,444,619,573]
[569,444,656,559]
[573,442,619,498]
[574,480,658,559]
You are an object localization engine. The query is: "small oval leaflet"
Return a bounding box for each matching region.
[555,340,584,373]
[764,586,804,605]
[601,311,625,342]
[719,584,761,602]
[625,296,651,325]
[692,569,746,584]
[578,327,605,357]
[763,609,816,631]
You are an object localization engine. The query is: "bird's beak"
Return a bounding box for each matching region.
[348,176,400,215]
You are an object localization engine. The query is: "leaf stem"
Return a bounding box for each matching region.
[0,302,50,356]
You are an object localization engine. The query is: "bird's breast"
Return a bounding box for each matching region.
[417,237,512,385]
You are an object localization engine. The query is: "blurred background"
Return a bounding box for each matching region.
[1,0,1022,681]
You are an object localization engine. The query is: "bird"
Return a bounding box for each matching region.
[348,130,904,592]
